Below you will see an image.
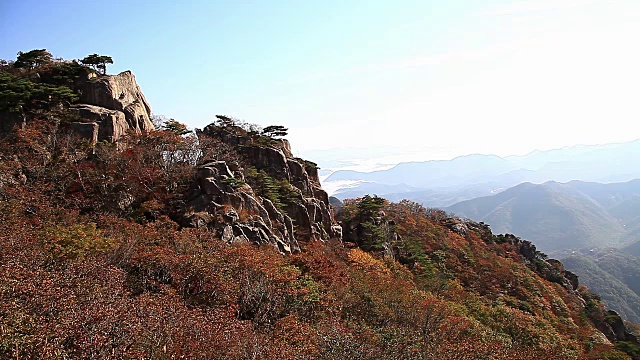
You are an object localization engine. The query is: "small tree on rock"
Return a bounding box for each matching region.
[80,54,113,75]
[162,119,191,136]
[261,125,288,138]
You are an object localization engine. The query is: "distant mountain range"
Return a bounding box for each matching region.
[321,140,640,325]
[444,179,640,253]
[443,179,640,324]
[324,139,640,207]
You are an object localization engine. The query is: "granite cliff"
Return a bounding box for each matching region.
[180,118,341,253]
[71,70,154,142]
[0,57,154,143]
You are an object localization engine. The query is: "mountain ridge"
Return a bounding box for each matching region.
[325,139,640,206]
[2,50,639,359]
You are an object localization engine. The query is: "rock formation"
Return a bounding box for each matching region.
[0,69,154,143]
[72,70,154,142]
[69,104,128,142]
[179,121,341,254]
[445,219,582,292]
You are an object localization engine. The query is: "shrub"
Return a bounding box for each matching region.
[42,222,116,262]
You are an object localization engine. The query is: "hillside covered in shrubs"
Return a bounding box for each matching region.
[1,50,639,359]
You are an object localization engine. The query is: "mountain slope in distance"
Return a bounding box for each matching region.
[445,181,626,253]
[561,248,640,324]
[323,139,640,204]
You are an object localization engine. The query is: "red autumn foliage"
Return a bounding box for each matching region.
[0,120,635,359]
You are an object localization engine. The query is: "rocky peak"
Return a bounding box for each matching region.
[71,70,154,142]
[180,121,341,253]
[0,67,155,143]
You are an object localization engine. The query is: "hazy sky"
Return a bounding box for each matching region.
[2,0,640,166]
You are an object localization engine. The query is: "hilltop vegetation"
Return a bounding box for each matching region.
[2,165,636,358]
[1,50,639,359]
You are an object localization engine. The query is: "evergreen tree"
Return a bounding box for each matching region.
[261,125,288,138]
[80,54,113,75]
[14,49,53,70]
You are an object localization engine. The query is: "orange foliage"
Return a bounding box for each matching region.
[0,122,632,359]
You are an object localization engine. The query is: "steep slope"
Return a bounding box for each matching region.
[445,182,625,253]
[561,249,640,324]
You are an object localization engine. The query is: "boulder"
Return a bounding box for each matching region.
[606,310,627,340]
[564,270,579,291]
[242,145,291,182]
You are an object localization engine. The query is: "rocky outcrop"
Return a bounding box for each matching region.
[179,123,341,253]
[243,145,292,182]
[65,122,99,144]
[76,71,153,133]
[63,71,154,142]
[0,70,154,143]
[443,219,582,291]
[181,160,300,253]
[594,309,640,344]
[69,104,129,142]
[341,205,400,258]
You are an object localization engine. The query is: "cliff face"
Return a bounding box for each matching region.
[179,121,341,254]
[71,70,154,142]
[0,68,154,143]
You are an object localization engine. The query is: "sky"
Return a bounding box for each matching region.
[2,0,640,169]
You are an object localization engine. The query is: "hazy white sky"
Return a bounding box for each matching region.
[285,0,640,163]
[2,0,640,166]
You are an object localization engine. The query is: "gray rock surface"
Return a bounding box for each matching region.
[76,70,154,134]
[70,104,129,142]
[180,124,342,253]
[67,122,99,144]
[182,160,302,253]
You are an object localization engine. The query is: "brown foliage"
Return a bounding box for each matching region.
[0,120,631,359]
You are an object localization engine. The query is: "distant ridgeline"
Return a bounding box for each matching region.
[1,50,639,359]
